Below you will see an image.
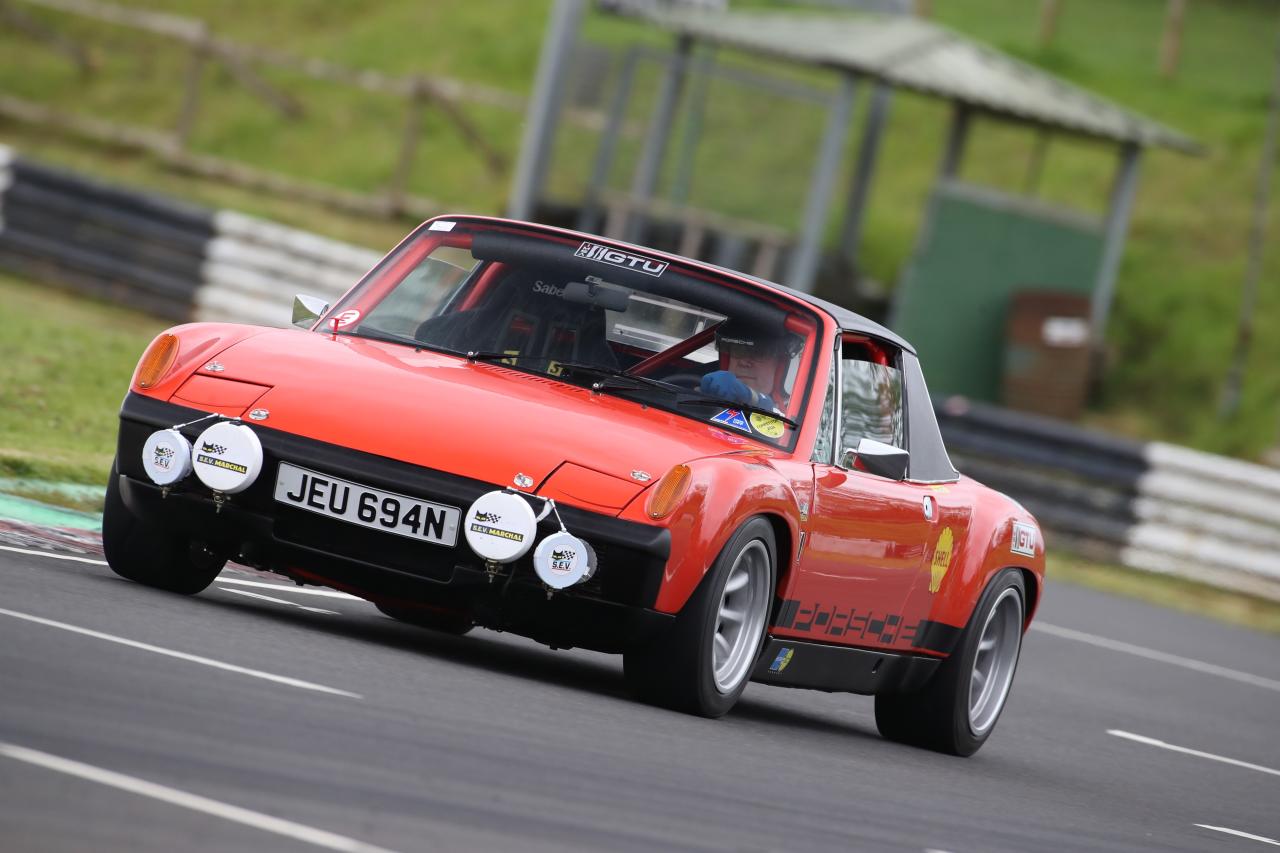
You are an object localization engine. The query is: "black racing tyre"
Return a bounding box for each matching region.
[102,460,226,595]
[374,601,474,636]
[875,568,1027,757]
[623,517,775,718]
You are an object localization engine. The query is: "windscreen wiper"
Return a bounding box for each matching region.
[675,393,799,429]
[334,328,432,350]
[463,350,544,364]
[557,362,687,396]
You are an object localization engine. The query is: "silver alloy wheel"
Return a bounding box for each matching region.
[967,586,1024,735]
[711,539,771,694]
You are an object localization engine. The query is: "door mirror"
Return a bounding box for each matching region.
[840,438,909,481]
[292,294,330,328]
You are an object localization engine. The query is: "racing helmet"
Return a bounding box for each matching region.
[713,316,798,359]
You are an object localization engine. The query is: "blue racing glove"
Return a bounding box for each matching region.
[701,370,751,404]
[701,370,776,410]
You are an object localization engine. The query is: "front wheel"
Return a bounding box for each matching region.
[875,568,1026,756]
[102,460,226,595]
[624,517,775,718]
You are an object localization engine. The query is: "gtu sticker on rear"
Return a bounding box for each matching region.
[575,242,668,277]
[1011,521,1038,557]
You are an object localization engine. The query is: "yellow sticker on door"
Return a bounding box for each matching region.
[929,527,954,594]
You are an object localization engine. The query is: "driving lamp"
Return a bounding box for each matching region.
[141,428,193,486]
[463,490,538,563]
[191,421,264,494]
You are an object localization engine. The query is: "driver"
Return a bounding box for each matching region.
[700,320,790,412]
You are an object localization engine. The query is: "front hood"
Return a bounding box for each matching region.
[192,329,767,510]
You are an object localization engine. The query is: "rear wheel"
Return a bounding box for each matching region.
[374,602,474,635]
[102,460,226,595]
[875,569,1026,756]
[624,517,775,718]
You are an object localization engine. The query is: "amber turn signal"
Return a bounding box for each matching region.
[647,463,691,519]
[135,333,179,389]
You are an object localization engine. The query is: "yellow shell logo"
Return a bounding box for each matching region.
[929,527,954,594]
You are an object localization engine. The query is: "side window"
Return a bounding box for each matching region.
[811,352,837,465]
[840,338,904,451]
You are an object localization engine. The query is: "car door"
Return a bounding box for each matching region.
[774,335,936,652]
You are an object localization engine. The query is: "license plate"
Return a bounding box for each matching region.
[274,463,460,547]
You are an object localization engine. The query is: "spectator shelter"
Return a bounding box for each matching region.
[509,2,1200,402]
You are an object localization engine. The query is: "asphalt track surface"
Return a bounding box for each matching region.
[1,522,1277,852]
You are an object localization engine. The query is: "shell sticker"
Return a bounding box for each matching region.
[749,413,785,438]
[929,527,954,594]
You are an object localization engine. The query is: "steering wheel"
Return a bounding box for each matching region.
[660,373,704,390]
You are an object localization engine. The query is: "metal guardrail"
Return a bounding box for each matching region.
[0,145,379,324]
[2,145,1277,601]
[938,397,1280,602]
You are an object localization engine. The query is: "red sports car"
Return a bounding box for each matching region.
[107,215,1045,756]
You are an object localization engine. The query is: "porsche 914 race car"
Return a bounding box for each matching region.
[106,215,1045,755]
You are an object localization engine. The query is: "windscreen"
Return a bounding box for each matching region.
[323,221,820,446]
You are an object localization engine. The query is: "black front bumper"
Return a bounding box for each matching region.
[116,393,673,652]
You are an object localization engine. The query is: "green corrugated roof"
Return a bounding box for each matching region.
[618,9,1201,154]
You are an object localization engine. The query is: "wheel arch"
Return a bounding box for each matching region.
[759,510,793,606]
[644,457,802,614]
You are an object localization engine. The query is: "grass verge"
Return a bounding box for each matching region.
[0,271,167,486]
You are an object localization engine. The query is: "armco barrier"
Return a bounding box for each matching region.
[0,145,378,325]
[2,146,1278,601]
[196,211,381,327]
[938,398,1280,602]
[0,147,212,319]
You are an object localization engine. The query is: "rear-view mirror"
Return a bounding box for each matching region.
[563,280,632,312]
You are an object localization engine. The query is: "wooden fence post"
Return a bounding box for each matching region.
[1038,0,1063,50]
[173,24,209,152]
[1159,0,1188,80]
[386,78,426,216]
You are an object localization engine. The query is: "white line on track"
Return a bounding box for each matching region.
[221,587,341,615]
[216,577,361,600]
[0,544,363,600]
[1034,622,1280,693]
[1108,730,1280,778]
[1195,825,1280,847]
[0,607,360,699]
[0,544,106,564]
[0,742,401,853]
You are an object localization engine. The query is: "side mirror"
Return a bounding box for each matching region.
[840,438,910,481]
[292,294,330,329]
